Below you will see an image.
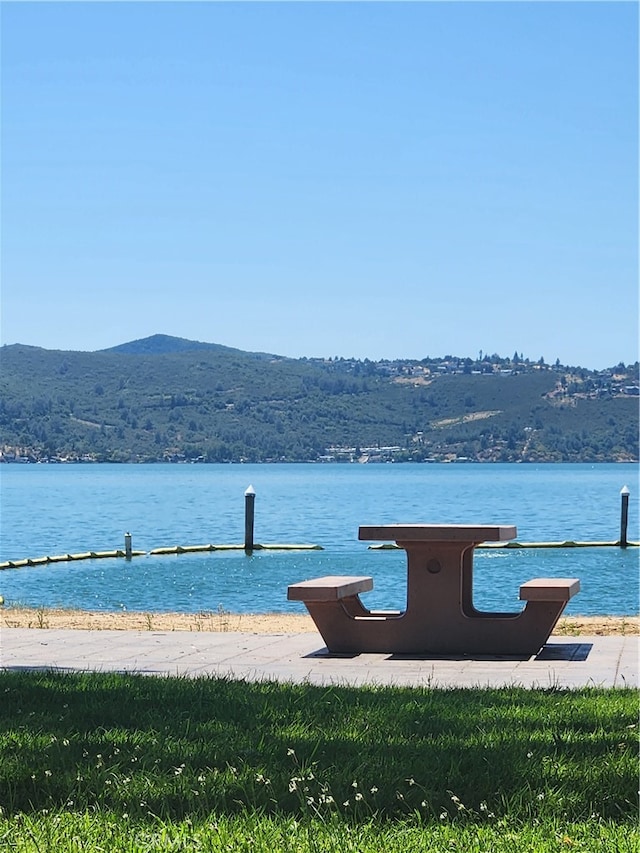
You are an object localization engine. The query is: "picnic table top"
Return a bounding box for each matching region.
[358,524,517,543]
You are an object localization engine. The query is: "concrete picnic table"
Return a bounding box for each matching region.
[288,524,580,656]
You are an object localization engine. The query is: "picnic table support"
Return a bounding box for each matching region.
[288,525,580,657]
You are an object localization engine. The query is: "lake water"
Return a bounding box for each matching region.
[0,463,638,616]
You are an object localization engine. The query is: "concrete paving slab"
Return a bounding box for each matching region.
[0,628,637,689]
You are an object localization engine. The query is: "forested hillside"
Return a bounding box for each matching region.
[1,336,637,463]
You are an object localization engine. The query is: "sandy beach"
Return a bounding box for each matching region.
[1,607,637,636]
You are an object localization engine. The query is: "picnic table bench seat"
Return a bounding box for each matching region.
[287,575,373,602]
[288,575,581,607]
[519,578,580,602]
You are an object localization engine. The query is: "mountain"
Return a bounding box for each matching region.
[0,338,637,463]
[99,334,273,359]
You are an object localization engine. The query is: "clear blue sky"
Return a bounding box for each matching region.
[1,1,637,369]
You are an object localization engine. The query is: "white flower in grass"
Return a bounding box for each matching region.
[343,800,350,808]
[406,778,416,786]
[306,796,314,805]
[440,811,448,820]
[287,748,295,756]
[351,780,358,788]
[44,770,52,777]
[355,792,364,802]
[370,786,378,794]
[288,780,298,793]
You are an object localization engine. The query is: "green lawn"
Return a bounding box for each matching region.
[0,672,637,851]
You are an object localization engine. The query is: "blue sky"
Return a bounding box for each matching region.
[1,1,637,369]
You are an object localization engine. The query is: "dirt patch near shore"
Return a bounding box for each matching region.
[1,607,637,636]
[0,608,315,634]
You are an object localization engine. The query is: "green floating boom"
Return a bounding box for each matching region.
[149,543,323,555]
[4,537,635,570]
[0,550,142,570]
[369,540,638,551]
[0,542,323,570]
[482,540,639,548]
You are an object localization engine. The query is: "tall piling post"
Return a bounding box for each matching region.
[619,486,630,548]
[124,532,132,560]
[244,485,256,553]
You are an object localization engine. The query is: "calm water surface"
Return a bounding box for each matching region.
[0,463,638,616]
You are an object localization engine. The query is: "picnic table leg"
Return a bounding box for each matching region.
[301,596,396,653]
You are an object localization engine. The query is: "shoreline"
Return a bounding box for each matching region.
[1,607,638,636]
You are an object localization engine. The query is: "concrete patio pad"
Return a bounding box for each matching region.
[1,628,636,689]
